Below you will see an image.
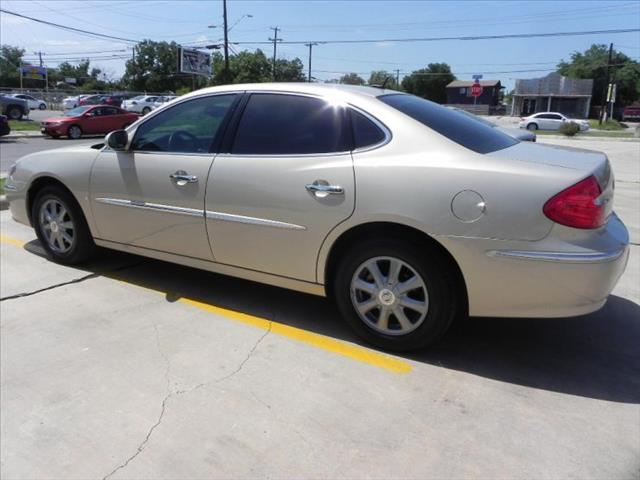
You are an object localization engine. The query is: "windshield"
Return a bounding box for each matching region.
[130,95,145,101]
[379,94,518,154]
[64,106,91,117]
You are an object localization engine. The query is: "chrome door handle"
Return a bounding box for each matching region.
[170,171,198,185]
[305,182,344,197]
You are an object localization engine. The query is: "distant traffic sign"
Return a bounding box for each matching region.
[470,83,483,97]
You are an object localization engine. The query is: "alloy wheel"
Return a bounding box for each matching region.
[350,256,429,336]
[38,199,75,253]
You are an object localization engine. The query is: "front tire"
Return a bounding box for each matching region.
[32,186,95,265]
[67,125,82,139]
[142,107,151,115]
[333,238,461,352]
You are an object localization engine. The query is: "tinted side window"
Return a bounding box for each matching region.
[132,94,236,153]
[232,94,349,155]
[379,94,517,154]
[351,110,386,149]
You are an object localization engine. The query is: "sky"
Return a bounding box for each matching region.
[1,0,639,90]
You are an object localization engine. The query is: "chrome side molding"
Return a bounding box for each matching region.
[487,247,627,264]
[94,198,204,217]
[205,211,307,230]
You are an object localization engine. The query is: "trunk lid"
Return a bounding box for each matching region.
[489,141,614,220]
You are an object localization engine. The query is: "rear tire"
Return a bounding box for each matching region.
[39,103,46,110]
[526,123,538,131]
[333,238,461,352]
[7,106,22,120]
[32,186,95,265]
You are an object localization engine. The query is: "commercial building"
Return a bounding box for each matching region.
[445,80,503,115]
[511,72,593,118]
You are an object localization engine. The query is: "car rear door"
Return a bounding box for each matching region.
[89,93,240,260]
[204,92,355,282]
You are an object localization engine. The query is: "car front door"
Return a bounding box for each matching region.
[81,107,103,134]
[89,93,239,260]
[205,92,355,282]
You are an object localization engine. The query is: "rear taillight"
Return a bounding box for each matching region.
[543,176,605,229]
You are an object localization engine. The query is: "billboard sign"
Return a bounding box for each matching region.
[179,48,212,77]
[20,65,47,80]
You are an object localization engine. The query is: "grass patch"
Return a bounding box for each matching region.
[0,177,6,195]
[8,120,40,131]
[534,129,634,138]
[588,119,627,131]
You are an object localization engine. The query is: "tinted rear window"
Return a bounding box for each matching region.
[232,93,349,155]
[379,94,517,154]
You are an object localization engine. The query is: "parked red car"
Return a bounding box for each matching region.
[622,105,640,122]
[41,105,139,139]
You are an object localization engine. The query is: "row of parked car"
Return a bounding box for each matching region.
[63,94,177,114]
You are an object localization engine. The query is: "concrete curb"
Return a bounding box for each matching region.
[2,131,43,139]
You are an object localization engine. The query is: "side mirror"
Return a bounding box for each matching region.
[106,130,128,151]
[84,112,95,117]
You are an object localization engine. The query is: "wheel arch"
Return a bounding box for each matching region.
[26,176,85,227]
[321,221,468,313]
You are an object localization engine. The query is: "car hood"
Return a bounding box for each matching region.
[43,116,75,123]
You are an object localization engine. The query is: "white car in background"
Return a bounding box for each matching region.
[520,112,590,131]
[122,95,160,115]
[10,93,47,110]
[62,95,90,110]
[151,95,178,110]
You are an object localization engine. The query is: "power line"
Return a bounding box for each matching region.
[233,28,640,46]
[0,8,139,43]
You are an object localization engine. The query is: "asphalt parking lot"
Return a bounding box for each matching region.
[1,137,639,479]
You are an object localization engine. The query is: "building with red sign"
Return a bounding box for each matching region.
[445,80,504,114]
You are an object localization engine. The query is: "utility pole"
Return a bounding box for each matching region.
[269,27,282,81]
[222,0,230,82]
[395,69,400,90]
[599,42,613,125]
[36,51,43,67]
[305,42,318,82]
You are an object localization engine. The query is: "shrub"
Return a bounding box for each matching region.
[560,121,580,136]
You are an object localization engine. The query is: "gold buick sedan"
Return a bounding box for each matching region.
[5,83,629,351]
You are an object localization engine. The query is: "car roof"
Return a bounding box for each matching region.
[181,83,400,102]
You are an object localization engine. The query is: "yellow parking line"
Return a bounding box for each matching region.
[0,233,413,374]
[0,235,26,248]
[180,298,412,374]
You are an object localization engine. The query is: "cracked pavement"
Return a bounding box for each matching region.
[1,137,639,479]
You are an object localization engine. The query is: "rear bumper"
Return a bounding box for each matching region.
[439,214,630,318]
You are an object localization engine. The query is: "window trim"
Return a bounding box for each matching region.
[128,92,242,155]
[348,105,392,154]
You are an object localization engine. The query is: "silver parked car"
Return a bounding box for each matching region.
[520,112,590,131]
[5,84,629,351]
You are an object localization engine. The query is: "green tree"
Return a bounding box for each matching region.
[0,45,25,88]
[123,40,194,92]
[557,44,640,106]
[401,63,455,103]
[275,57,306,82]
[210,49,305,85]
[368,70,398,89]
[339,73,365,85]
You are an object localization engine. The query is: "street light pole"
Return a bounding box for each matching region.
[305,43,318,82]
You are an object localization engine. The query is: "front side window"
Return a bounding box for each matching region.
[64,106,91,117]
[231,93,350,155]
[131,94,237,153]
[379,93,517,154]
